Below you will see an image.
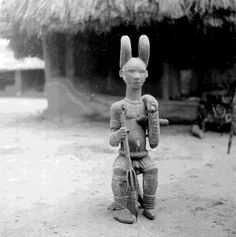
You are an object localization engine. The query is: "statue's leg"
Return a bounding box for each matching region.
[111,155,136,224]
[142,156,158,220]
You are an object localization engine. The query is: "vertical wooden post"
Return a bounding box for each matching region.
[42,29,63,116]
[42,30,61,80]
[15,70,22,96]
[65,35,75,79]
[180,69,191,97]
[42,30,91,119]
[161,62,170,100]
[42,31,51,82]
[169,66,180,100]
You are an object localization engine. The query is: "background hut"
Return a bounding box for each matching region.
[0,37,44,96]
[0,0,236,121]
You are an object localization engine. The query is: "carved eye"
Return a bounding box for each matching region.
[127,69,135,74]
[126,69,146,75]
[139,70,146,75]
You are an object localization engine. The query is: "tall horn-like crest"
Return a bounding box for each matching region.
[120,35,132,69]
[138,35,150,67]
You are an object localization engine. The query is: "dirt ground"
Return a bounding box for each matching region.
[0,98,235,237]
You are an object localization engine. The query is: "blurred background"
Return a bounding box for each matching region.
[0,0,235,124]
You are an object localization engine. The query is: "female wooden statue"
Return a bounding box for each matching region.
[109,35,160,224]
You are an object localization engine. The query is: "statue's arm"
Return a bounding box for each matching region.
[109,103,125,147]
[142,94,160,149]
[142,94,158,111]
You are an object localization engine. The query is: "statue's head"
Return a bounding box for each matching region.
[119,35,150,89]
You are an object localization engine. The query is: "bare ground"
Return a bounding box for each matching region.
[0,98,235,237]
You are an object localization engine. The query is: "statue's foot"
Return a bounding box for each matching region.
[113,209,136,224]
[143,209,156,220]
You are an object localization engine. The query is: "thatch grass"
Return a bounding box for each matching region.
[0,22,13,38]
[194,0,236,12]
[0,0,235,35]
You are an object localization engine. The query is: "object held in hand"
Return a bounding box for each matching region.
[119,104,138,218]
[159,119,169,126]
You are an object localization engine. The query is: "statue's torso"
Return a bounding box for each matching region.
[124,99,146,152]
[110,98,148,157]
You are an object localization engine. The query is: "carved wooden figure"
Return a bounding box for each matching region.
[109,35,163,224]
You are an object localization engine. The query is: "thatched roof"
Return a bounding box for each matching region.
[0,0,236,35]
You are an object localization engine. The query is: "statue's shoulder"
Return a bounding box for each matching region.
[142,94,158,103]
[142,94,159,110]
[110,99,125,112]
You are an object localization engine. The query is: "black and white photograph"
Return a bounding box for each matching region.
[0,0,235,236]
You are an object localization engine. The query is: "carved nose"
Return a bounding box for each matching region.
[133,73,140,79]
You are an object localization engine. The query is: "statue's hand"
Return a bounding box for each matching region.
[109,127,128,147]
[117,127,129,141]
[142,94,158,113]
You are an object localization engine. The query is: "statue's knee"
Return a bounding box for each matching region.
[112,167,127,186]
[143,167,158,182]
[143,167,158,194]
[112,167,127,196]
[144,167,158,175]
[113,167,126,178]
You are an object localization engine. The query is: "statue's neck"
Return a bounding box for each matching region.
[125,87,142,101]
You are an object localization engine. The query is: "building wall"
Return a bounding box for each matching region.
[21,69,45,92]
[0,69,45,96]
